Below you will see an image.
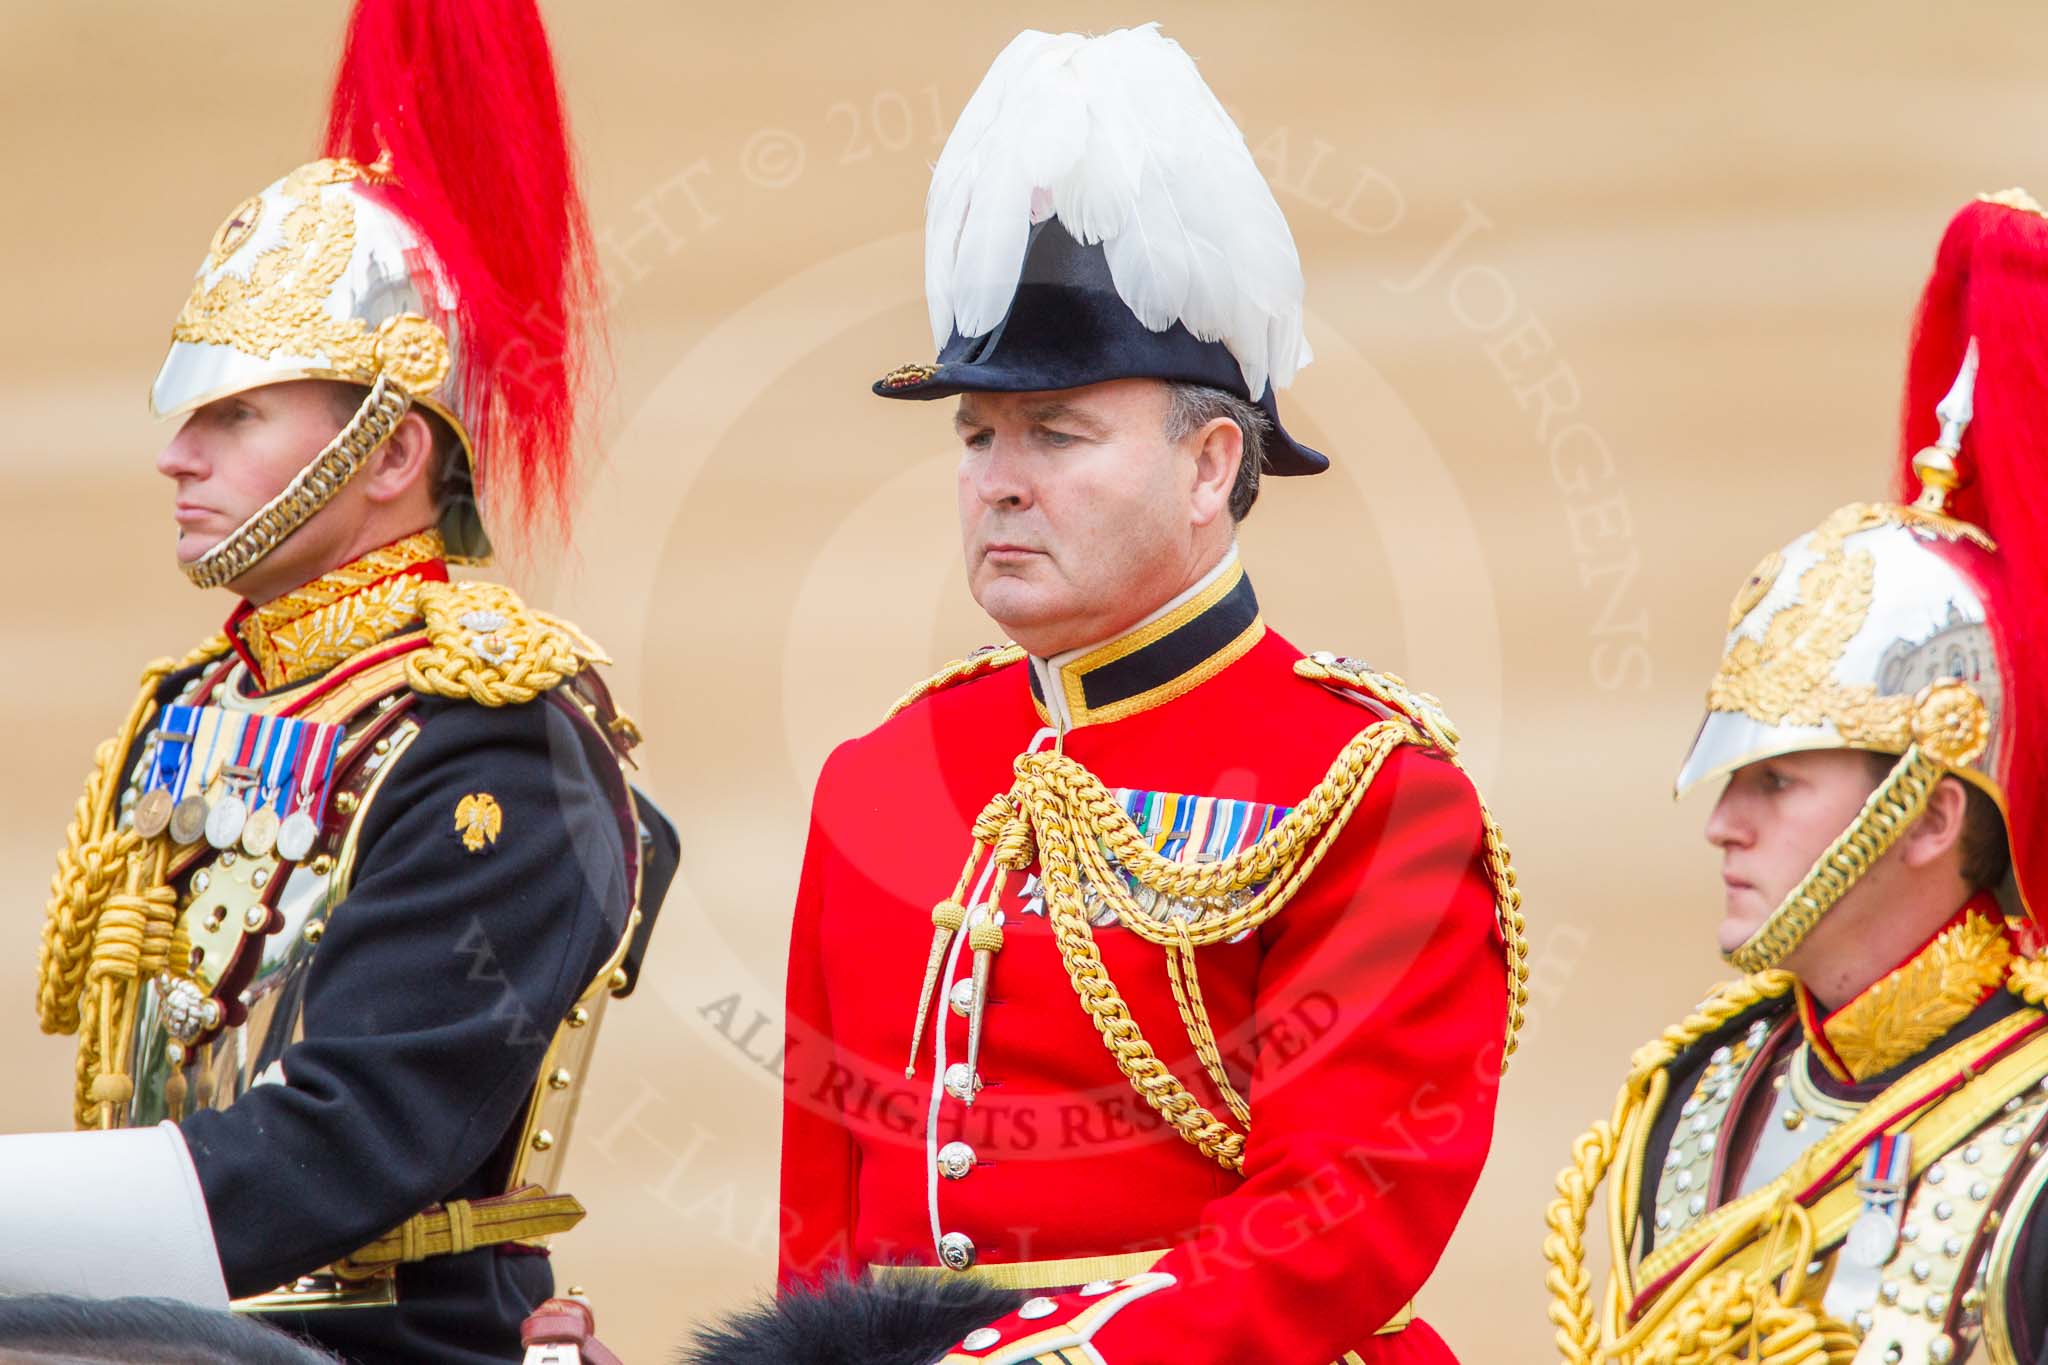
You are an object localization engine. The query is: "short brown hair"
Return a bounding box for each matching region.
[1863,751,2011,891]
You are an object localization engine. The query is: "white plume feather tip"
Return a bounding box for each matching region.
[924,23,1311,394]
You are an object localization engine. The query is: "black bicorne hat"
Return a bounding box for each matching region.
[873,220,1326,477]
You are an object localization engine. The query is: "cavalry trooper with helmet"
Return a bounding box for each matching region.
[1544,191,2048,1365]
[9,1,673,1360]
[688,25,1529,1365]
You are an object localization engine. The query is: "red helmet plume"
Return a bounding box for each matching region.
[1895,193,2048,918]
[322,0,602,545]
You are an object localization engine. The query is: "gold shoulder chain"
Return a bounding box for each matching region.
[886,643,1026,720]
[913,712,1528,1176]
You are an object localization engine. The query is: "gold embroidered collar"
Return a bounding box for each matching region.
[231,529,447,691]
[1026,552,1264,730]
[1800,901,2013,1084]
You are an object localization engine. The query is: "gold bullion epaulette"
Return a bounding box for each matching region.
[1294,650,1461,755]
[886,643,1026,719]
[407,580,610,708]
[165,634,233,675]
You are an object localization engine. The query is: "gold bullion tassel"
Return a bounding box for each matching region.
[959,806,1034,1101]
[905,796,1010,1077]
[962,919,1004,1103]
[906,897,968,1079]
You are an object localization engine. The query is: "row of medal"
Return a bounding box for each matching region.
[130,705,346,863]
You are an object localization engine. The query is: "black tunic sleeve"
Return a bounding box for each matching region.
[180,692,630,1297]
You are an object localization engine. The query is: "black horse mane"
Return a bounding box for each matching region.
[680,1274,1024,1365]
[0,1294,334,1364]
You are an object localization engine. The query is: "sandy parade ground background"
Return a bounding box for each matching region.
[7,3,2048,1359]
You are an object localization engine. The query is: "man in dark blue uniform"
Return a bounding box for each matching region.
[7,3,671,1361]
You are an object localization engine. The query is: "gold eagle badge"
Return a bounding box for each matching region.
[454,793,503,852]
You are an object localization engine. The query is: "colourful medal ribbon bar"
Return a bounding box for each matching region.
[275,720,345,864]
[260,719,301,816]
[239,717,292,857]
[206,712,265,849]
[169,707,229,846]
[131,706,198,839]
[1822,1129,1913,1322]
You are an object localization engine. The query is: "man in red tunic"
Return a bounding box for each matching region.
[721,25,1526,1365]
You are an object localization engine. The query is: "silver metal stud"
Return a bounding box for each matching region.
[961,1327,1001,1350]
[1018,1297,1056,1320]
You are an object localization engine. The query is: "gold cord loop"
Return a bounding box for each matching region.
[37,641,223,1127]
[1542,971,1799,1364]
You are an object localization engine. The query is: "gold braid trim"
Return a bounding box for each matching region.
[973,719,1458,1172]
[1542,971,1797,1365]
[406,581,607,707]
[37,638,227,1128]
[886,643,1026,720]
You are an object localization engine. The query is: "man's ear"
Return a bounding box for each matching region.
[1899,774,1970,871]
[1186,416,1242,530]
[357,410,437,507]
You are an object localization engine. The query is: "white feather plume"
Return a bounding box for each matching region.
[925,23,1312,397]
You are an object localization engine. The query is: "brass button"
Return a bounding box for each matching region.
[335,792,359,814]
[303,920,325,945]
[937,1141,975,1180]
[943,1063,981,1102]
[567,1007,590,1028]
[548,1068,572,1091]
[937,1232,975,1270]
[531,1130,555,1152]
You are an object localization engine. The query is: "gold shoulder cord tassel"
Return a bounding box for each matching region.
[959,809,1034,1100]
[1541,971,1798,1364]
[905,795,1011,1078]
[39,641,223,1128]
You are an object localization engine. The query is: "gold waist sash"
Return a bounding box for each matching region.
[871,1249,1414,1349]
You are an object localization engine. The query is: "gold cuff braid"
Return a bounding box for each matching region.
[332,1185,585,1278]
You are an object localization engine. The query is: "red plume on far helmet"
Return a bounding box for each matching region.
[322,0,602,548]
[1894,191,2048,919]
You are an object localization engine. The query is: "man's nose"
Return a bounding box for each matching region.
[973,437,1032,508]
[155,423,208,481]
[1703,789,1748,850]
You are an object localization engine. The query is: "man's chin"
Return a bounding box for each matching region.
[1715,903,1770,956]
[174,527,228,565]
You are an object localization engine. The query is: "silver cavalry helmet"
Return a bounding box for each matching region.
[151,157,488,577]
[1676,346,2025,970]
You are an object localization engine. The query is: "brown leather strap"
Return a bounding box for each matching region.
[334,1184,585,1277]
[521,1297,624,1365]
